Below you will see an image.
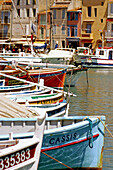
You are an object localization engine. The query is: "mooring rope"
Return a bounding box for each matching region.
[97,116,113,138]
[83,116,113,138]
[42,151,74,170]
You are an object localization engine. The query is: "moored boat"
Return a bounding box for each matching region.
[39,115,106,170]
[6,92,64,105]
[0,67,67,89]
[0,114,106,170]
[0,84,36,92]
[0,95,46,170]
[27,99,69,117]
[81,48,113,68]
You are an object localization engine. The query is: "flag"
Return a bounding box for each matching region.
[31,23,36,34]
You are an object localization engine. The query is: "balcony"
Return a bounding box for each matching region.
[105,31,113,38]
[80,33,93,40]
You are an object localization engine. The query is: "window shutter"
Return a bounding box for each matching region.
[24,8,27,18]
[30,8,33,17]
[20,8,23,18]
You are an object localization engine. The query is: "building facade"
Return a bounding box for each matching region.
[105,0,113,47]
[81,0,107,49]
[37,10,51,44]
[51,1,69,49]
[67,8,82,48]
[0,0,12,40]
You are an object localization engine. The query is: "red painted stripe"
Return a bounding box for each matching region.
[41,134,99,152]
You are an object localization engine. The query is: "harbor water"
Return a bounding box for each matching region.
[64,68,113,170]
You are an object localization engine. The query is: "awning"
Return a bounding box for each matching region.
[66,38,80,42]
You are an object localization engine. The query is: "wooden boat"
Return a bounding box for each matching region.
[27,99,69,117]
[0,115,106,169]
[2,88,51,96]
[81,48,113,68]
[0,84,37,92]
[39,115,106,170]
[19,68,67,89]
[0,116,46,170]
[6,92,64,105]
[0,95,46,170]
[1,67,67,89]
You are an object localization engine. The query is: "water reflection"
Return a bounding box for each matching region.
[64,69,113,170]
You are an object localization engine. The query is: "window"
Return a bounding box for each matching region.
[40,15,46,25]
[75,25,77,36]
[94,8,97,17]
[1,12,4,23]
[88,7,91,17]
[67,26,70,36]
[26,0,30,5]
[17,0,20,5]
[111,4,113,14]
[53,25,56,34]
[71,25,77,36]
[86,24,91,33]
[101,19,103,23]
[33,0,36,5]
[72,13,75,20]
[40,27,44,39]
[1,12,10,23]
[27,9,29,17]
[101,2,104,6]
[3,25,8,38]
[33,9,36,17]
[100,32,102,36]
[111,24,113,36]
[71,26,74,36]
[67,13,70,20]
[62,24,65,34]
[62,9,65,19]
[53,10,56,19]
[75,13,78,20]
[17,9,20,17]
[71,13,78,20]
[99,50,104,55]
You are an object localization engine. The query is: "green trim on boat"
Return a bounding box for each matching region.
[31,93,57,99]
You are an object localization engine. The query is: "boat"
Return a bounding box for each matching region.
[6,92,64,105]
[74,47,91,66]
[0,83,37,92]
[40,48,76,65]
[0,114,106,169]
[2,87,51,96]
[27,99,69,117]
[0,51,42,63]
[0,95,46,169]
[81,48,113,68]
[0,67,67,89]
[39,115,106,170]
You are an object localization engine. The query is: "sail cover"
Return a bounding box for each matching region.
[0,95,39,118]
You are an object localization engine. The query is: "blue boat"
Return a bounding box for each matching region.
[39,116,105,169]
[0,115,105,169]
